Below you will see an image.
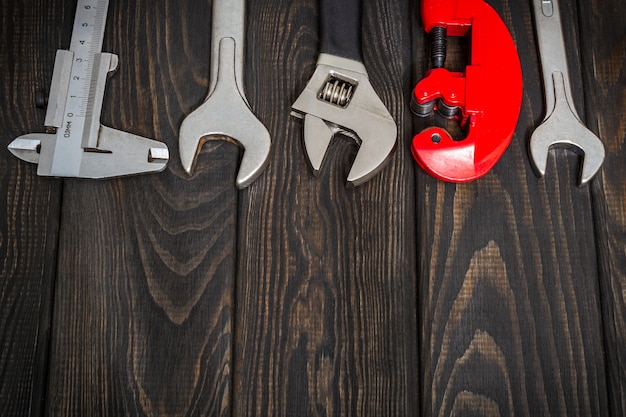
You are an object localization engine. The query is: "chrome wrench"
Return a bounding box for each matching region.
[178,0,271,189]
[291,0,397,187]
[529,0,605,185]
[8,0,169,178]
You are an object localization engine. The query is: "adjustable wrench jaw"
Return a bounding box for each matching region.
[412,0,522,182]
[291,54,397,186]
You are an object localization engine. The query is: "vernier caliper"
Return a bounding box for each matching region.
[8,0,169,178]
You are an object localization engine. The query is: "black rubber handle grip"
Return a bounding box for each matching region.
[319,0,363,62]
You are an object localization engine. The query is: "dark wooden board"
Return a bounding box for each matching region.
[233,0,419,415]
[577,0,626,414]
[0,1,65,415]
[415,0,610,415]
[0,0,623,416]
[44,1,238,415]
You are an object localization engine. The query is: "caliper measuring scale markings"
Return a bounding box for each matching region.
[8,0,169,178]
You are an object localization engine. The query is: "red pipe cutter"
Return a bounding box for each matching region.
[411,0,523,182]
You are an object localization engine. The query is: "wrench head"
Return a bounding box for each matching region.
[179,37,271,189]
[530,72,605,185]
[529,114,605,186]
[179,99,271,189]
[302,114,396,186]
[291,57,397,186]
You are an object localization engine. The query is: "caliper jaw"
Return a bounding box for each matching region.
[8,50,169,178]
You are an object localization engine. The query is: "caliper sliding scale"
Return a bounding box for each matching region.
[8,0,169,178]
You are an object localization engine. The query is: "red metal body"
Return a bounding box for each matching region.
[412,0,523,182]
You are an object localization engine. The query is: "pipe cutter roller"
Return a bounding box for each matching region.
[411,0,523,182]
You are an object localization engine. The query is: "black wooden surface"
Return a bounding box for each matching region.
[0,0,623,416]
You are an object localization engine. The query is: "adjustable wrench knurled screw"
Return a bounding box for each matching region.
[178,0,271,189]
[529,0,605,185]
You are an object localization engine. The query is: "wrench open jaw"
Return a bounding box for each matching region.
[179,38,271,189]
[291,55,397,187]
[411,0,522,182]
[178,0,271,189]
[529,72,605,185]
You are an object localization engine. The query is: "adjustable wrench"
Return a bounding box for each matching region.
[291,0,397,187]
[179,0,271,189]
[529,0,605,185]
[8,0,169,178]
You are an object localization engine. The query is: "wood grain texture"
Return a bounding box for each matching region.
[1,0,623,416]
[233,0,419,415]
[415,0,609,415]
[576,0,626,414]
[0,1,65,415]
[45,1,238,415]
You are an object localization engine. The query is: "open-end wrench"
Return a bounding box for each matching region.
[8,0,169,178]
[179,0,271,189]
[529,0,605,185]
[291,0,397,187]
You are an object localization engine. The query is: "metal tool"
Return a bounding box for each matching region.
[291,0,397,187]
[411,0,523,182]
[178,0,271,189]
[529,0,604,185]
[8,0,169,178]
